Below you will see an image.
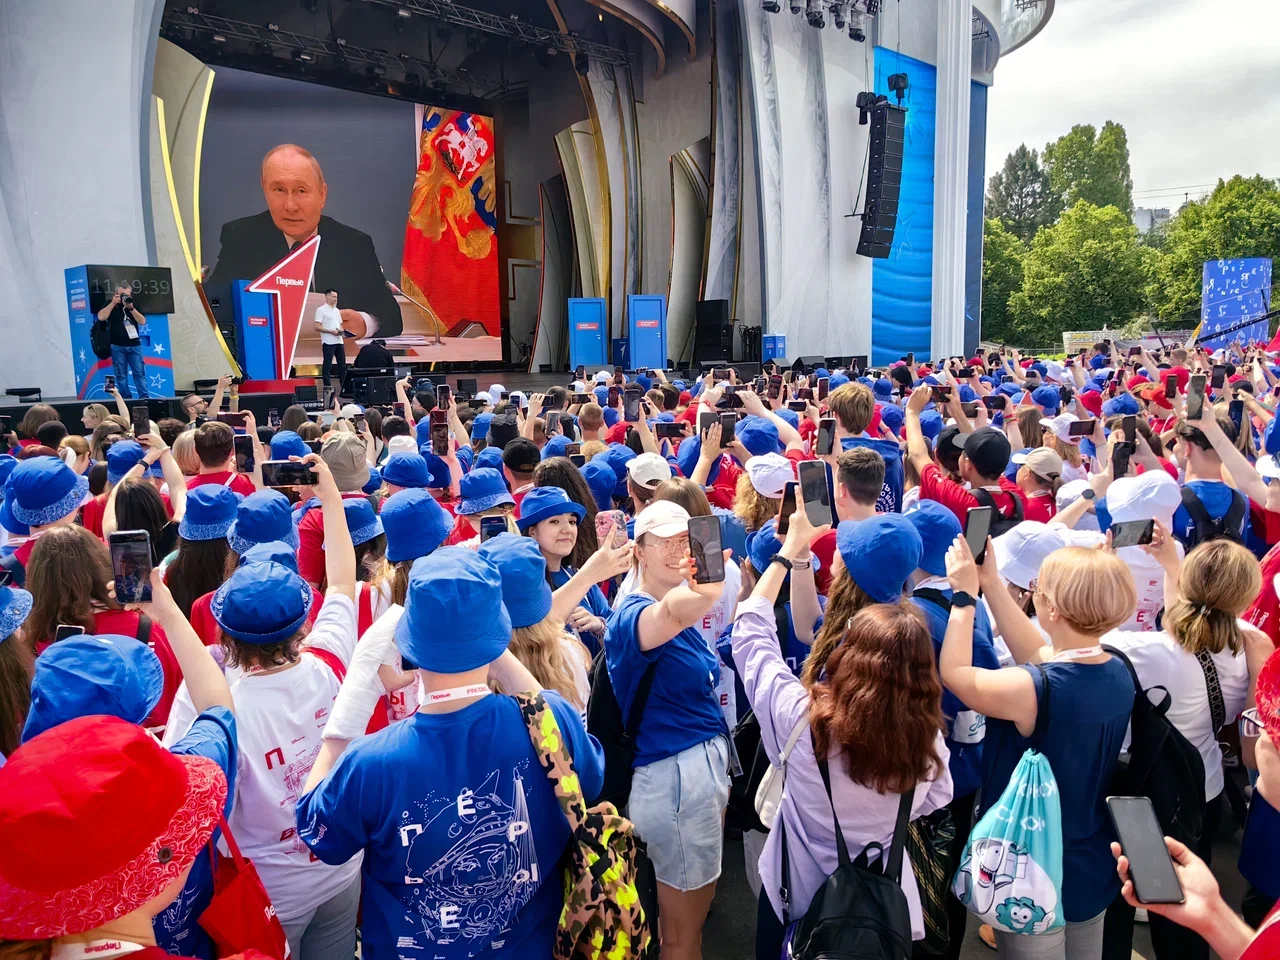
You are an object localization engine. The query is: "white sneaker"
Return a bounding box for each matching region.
[1135,907,1149,923]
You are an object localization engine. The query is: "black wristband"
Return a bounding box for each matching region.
[951,590,978,609]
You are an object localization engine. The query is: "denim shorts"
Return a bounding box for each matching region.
[628,736,730,892]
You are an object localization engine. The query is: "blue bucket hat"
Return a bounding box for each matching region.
[542,434,573,460]
[775,408,800,430]
[1089,353,1108,370]
[396,548,511,672]
[471,412,494,442]
[1263,417,1280,457]
[179,485,241,541]
[580,459,617,512]
[342,498,384,546]
[240,539,300,571]
[421,452,452,489]
[4,456,89,528]
[813,367,831,379]
[736,416,783,457]
[474,445,505,473]
[873,378,894,399]
[382,452,431,489]
[996,382,1023,398]
[747,517,821,579]
[212,560,313,645]
[105,440,155,485]
[879,403,904,437]
[1031,384,1061,415]
[835,514,923,603]
[918,409,943,441]
[516,485,586,531]
[269,430,309,460]
[21,634,163,743]
[478,533,553,629]
[593,385,609,405]
[602,443,637,497]
[829,373,850,389]
[381,488,454,563]
[457,467,515,515]
[904,500,962,577]
[362,466,383,495]
[0,586,31,642]
[227,489,299,554]
[1102,393,1141,418]
[675,435,720,485]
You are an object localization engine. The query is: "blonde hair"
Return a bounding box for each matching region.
[81,403,111,428]
[461,506,518,530]
[1213,401,1257,459]
[370,558,413,608]
[733,473,781,533]
[492,616,586,709]
[581,440,607,461]
[1165,540,1261,656]
[1037,547,1136,636]
[58,435,90,459]
[171,431,200,476]
[1048,433,1082,468]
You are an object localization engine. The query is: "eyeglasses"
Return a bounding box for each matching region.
[644,535,689,558]
[1239,707,1265,739]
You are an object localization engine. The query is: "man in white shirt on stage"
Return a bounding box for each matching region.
[314,288,346,398]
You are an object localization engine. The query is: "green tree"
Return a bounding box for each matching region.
[1008,201,1151,343]
[1146,175,1280,323]
[980,218,1026,344]
[985,145,1057,243]
[1043,121,1134,218]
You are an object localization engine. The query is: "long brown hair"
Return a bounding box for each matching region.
[809,604,945,793]
[0,630,35,757]
[17,404,59,440]
[1164,540,1261,656]
[733,473,781,533]
[802,567,879,685]
[25,526,118,645]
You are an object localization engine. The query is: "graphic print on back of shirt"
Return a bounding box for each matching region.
[398,766,539,954]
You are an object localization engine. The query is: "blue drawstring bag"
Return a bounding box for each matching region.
[952,749,1064,935]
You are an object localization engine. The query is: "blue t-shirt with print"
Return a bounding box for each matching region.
[548,567,610,658]
[606,592,725,768]
[296,692,603,960]
[154,707,238,959]
[840,436,904,513]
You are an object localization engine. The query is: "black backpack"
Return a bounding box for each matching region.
[781,741,913,960]
[1178,486,1246,549]
[90,318,113,360]
[585,651,656,810]
[972,487,1024,538]
[1103,645,1206,848]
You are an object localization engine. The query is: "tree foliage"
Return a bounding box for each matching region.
[1008,201,1152,343]
[980,218,1026,344]
[1042,121,1134,218]
[985,145,1057,243]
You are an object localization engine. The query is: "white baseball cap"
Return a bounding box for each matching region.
[992,521,1067,591]
[633,499,690,540]
[1040,414,1082,445]
[386,435,418,456]
[339,403,364,420]
[745,453,794,498]
[627,452,673,489]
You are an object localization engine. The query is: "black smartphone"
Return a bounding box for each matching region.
[1128,345,1142,357]
[965,506,996,564]
[1186,375,1207,420]
[816,377,830,402]
[233,434,255,474]
[698,411,716,438]
[104,374,115,392]
[1165,377,1178,400]
[1229,399,1245,432]
[260,460,319,486]
[1110,519,1155,548]
[570,454,586,467]
[431,422,449,456]
[906,352,915,366]
[572,393,591,405]
[1064,358,1074,369]
[777,481,799,536]
[304,440,323,455]
[655,422,684,440]
[613,369,624,385]
[1122,415,1137,444]
[215,411,247,430]
[623,388,642,423]
[1068,419,1097,437]
[500,392,510,403]
[712,368,726,382]
[1108,381,1119,398]
[787,400,807,412]
[608,385,622,408]
[479,516,507,543]
[930,386,953,405]
[267,407,281,428]
[468,398,488,410]
[1211,365,1227,390]
[132,404,150,437]
[767,375,783,400]
[575,364,586,381]
[108,530,153,604]
[960,401,981,418]
[688,515,726,585]
[545,412,562,436]
[1113,441,1135,477]
[1106,796,1184,904]
[719,412,738,438]
[436,384,451,407]
[798,460,832,528]
[982,395,1008,412]
[816,418,836,457]
[54,624,85,643]
[353,413,367,434]
[797,388,814,401]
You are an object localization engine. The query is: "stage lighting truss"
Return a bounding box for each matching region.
[776,0,877,38]
[971,15,991,41]
[1014,0,1046,9]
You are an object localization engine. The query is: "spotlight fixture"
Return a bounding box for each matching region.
[806,0,825,27]
[211,32,226,43]
[832,1,850,30]
[293,48,314,62]
[762,0,781,11]
[574,52,590,76]
[789,0,804,14]
[849,20,865,41]
[396,5,412,17]
[856,90,877,124]
[887,72,909,104]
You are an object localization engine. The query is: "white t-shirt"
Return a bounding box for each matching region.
[315,303,344,345]
[165,593,362,922]
[1115,543,1183,631]
[1059,459,1089,484]
[369,579,421,722]
[1103,626,1250,800]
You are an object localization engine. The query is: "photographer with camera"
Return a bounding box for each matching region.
[96,282,150,399]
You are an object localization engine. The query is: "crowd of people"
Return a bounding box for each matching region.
[0,342,1278,960]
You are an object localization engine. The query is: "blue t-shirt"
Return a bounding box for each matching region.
[910,588,999,800]
[840,436,904,513]
[1172,479,1249,546]
[548,567,610,658]
[296,693,603,960]
[981,659,1133,923]
[606,592,725,768]
[154,707,238,959]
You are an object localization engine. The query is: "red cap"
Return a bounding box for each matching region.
[605,421,630,445]
[1127,375,1151,388]
[1077,391,1104,418]
[967,357,986,367]
[1257,648,1280,741]
[0,715,227,938]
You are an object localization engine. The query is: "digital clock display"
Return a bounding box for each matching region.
[85,265,176,315]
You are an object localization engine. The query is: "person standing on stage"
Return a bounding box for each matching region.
[315,288,346,399]
[96,283,150,400]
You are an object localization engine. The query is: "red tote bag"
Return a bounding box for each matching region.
[198,816,291,960]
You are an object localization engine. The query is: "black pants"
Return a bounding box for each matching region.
[913,790,978,960]
[756,888,787,960]
[1102,792,1222,960]
[321,342,347,394]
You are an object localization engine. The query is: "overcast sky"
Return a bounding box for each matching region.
[985,0,1280,212]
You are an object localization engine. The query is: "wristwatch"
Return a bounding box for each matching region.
[951,591,978,609]
[770,555,793,572]
[1080,487,1097,501]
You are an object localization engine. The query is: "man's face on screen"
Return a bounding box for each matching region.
[262,148,327,243]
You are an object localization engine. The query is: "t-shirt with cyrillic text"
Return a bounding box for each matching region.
[296,692,604,960]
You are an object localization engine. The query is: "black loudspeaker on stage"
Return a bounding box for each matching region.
[856,102,906,259]
[349,374,398,406]
[694,299,732,364]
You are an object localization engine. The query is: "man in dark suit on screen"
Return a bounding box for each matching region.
[205,143,403,338]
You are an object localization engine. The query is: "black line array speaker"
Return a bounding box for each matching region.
[856,102,907,259]
[350,375,397,406]
[694,299,732,363]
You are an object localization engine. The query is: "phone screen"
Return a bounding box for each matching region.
[798,460,832,528]
[436,384,451,407]
[1068,419,1096,437]
[623,389,642,423]
[931,386,952,405]
[1110,519,1155,549]
[233,434,255,474]
[817,377,830,402]
[109,531,153,604]
[261,461,318,487]
[719,413,738,438]
[964,506,995,564]
[768,376,783,400]
[1186,375,1207,420]
[104,375,115,392]
[431,423,449,456]
[268,407,281,427]
[698,411,716,438]
[787,400,807,412]
[1106,797,1184,904]
[304,440,323,455]
[1122,415,1136,444]
[546,412,563,437]
[960,401,980,418]
[1128,345,1142,357]
[216,411,247,430]
[816,418,836,457]
[655,422,684,440]
[479,516,507,543]
[906,352,915,366]
[595,510,628,548]
[54,624,86,643]
[1229,399,1245,431]
[132,405,150,437]
[1211,365,1227,390]
[1113,442,1134,478]
[688,515,725,584]
[1165,377,1178,400]
[777,481,798,536]
[983,396,1007,412]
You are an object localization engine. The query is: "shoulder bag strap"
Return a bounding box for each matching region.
[1224,490,1248,537]
[1195,650,1226,732]
[971,487,996,510]
[912,587,953,614]
[514,691,587,832]
[136,613,152,645]
[1033,663,1052,741]
[621,660,659,752]
[216,814,247,866]
[779,710,810,766]
[1179,487,1216,535]
[814,733,852,869]
[885,789,914,884]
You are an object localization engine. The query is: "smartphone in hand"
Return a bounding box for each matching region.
[109,530,153,604]
[1106,796,1184,904]
[798,460,833,528]
[964,506,995,564]
[688,515,725,584]
[1110,519,1154,548]
[816,418,836,457]
[261,460,319,487]
[233,434,255,474]
[1186,375,1207,420]
[777,481,799,537]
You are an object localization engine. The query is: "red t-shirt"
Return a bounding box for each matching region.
[297,491,374,585]
[1245,542,1280,645]
[82,494,108,539]
[919,462,1028,526]
[189,584,324,646]
[512,486,534,517]
[707,456,742,512]
[188,471,256,497]
[812,528,837,596]
[1023,492,1056,523]
[444,514,478,545]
